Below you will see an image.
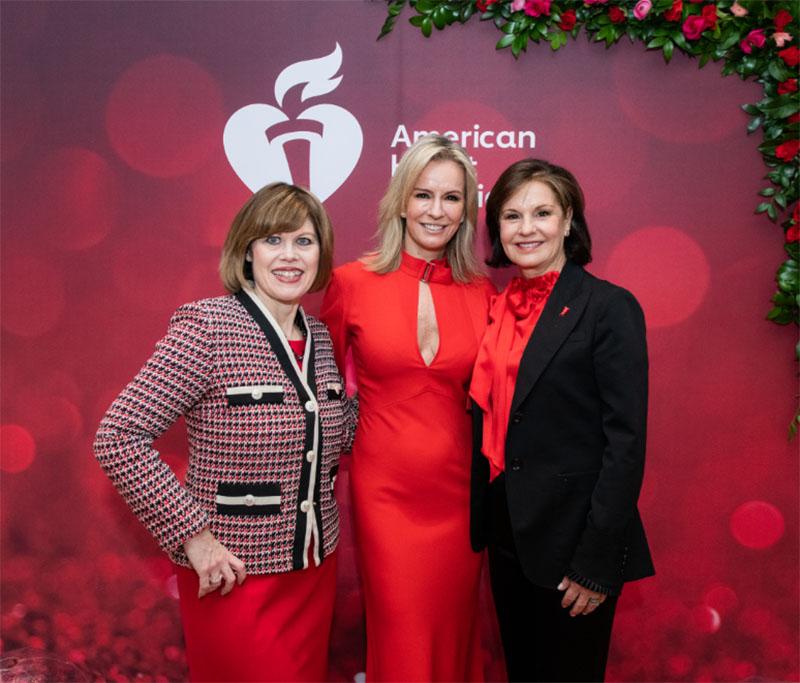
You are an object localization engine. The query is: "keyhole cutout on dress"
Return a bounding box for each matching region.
[417,281,439,367]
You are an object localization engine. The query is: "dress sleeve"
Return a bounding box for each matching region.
[93,303,213,554]
[568,287,649,591]
[319,268,350,376]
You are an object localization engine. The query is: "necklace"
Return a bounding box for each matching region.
[288,317,308,362]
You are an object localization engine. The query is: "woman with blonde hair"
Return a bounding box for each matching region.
[95,182,357,682]
[322,134,495,681]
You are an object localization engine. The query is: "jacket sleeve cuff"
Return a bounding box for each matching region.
[567,570,621,596]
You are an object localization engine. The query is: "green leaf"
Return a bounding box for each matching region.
[699,52,710,69]
[663,40,674,64]
[414,0,437,12]
[762,98,800,119]
[747,116,761,134]
[647,36,668,48]
[421,16,432,37]
[768,203,778,221]
[768,59,793,82]
[432,8,447,30]
[776,193,788,209]
[756,202,772,214]
[512,31,528,55]
[742,103,760,115]
[496,33,515,49]
[760,187,776,196]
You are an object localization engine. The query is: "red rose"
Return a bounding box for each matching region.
[779,46,800,67]
[776,139,800,161]
[778,79,799,95]
[558,9,577,30]
[609,6,626,22]
[664,0,683,21]
[683,14,707,39]
[476,0,498,12]
[794,203,800,222]
[787,223,800,243]
[702,4,718,29]
[774,9,793,31]
[788,113,800,124]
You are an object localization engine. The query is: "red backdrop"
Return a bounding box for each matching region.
[1,2,797,682]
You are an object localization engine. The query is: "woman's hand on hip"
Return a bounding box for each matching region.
[558,576,606,617]
[183,528,247,598]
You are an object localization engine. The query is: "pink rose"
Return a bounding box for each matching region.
[740,29,766,54]
[682,14,707,40]
[774,32,793,48]
[524,0,551,16]
[730,1,747,17]
[634,0,652,19]
[510,0,526,11]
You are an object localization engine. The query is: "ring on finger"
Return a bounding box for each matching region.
[210,575,222,583]
[588,597,601,605]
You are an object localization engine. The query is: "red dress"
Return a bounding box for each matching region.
[322,252,495,681]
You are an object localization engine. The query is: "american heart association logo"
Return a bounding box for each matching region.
[223,43,363,202]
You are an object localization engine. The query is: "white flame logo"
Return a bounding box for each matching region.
[223,43,363,202]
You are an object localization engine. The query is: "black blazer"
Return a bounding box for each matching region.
[471,260,654,594]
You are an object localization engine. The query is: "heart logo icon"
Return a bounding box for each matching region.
[224,44,363,202]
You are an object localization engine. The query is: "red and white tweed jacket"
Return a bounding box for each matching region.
[94,289,357,574]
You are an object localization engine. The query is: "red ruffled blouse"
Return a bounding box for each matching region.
[469,270,560,480]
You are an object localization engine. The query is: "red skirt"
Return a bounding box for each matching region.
[175,551,337,682]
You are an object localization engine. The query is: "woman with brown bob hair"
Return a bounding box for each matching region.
[321,134,495,681]
[470,159,654,682]
[95,182,357,682]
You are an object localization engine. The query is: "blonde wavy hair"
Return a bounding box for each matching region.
[365,134,482,283]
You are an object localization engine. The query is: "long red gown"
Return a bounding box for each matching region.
[321,251,495,682]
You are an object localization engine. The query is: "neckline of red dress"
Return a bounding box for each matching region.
[399,250,454,284]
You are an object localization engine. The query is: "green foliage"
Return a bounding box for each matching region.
[380,0,800,436]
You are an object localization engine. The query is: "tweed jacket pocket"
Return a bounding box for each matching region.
[326,382,343,400]
[216,481,281,516]
[226,384,285,406]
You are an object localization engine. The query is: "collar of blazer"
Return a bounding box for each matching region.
[509,260,590,415]
[235,288,317,403]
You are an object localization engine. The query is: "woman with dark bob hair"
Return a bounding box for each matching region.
[95,182,357,682]
[469,159,654,682]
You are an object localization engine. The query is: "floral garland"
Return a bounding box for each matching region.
[380,0,800,437]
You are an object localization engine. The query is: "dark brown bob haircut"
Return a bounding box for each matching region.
[485,159,592,269]
[219,182,334,294]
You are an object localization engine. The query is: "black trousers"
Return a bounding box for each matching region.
[487,474,618,683]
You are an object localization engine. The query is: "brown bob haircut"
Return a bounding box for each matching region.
[219,182,334,294]
[485,159,592,269]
